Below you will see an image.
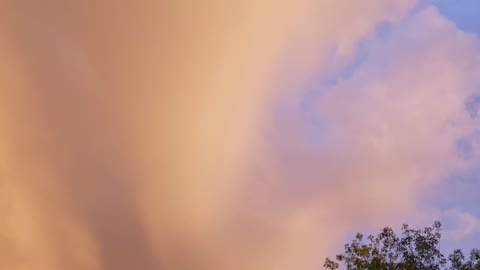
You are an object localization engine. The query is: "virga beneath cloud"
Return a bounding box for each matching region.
[0,1,479,269]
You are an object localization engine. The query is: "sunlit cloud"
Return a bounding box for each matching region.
[0,1,479,270]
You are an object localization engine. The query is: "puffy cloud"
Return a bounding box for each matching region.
[243,5,480,267]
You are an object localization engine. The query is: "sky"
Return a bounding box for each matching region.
[0,0,479,269]
[432,0,480,253]
[298,0,480,255]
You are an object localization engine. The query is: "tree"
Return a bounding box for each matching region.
[324,222,480,270]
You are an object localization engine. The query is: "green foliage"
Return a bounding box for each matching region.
[324,222,479,270]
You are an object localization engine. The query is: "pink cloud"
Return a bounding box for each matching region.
[2,1,480,270]
[240,6,480,267]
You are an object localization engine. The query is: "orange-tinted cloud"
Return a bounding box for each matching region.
[3,1,478,270]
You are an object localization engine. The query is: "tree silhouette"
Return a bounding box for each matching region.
[324,222,480,270]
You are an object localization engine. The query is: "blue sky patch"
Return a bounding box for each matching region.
[436,0,480,36]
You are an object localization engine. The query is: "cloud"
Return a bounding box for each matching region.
[242,5,480,267]
[1,1,479,270]
[442,209,480,241]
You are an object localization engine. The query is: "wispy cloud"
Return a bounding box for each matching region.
[442,209,480,241]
